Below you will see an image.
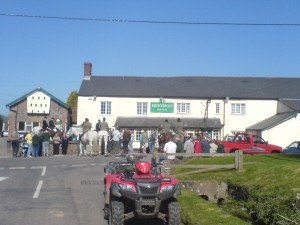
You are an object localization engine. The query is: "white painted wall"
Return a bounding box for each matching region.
[222,100,277,137]
[262,114,300,149]
[78,96,279,141]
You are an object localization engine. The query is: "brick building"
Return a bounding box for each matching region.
[6,87,70,138]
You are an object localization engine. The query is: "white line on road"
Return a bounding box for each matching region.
[9,167,26,170]
[71,164,87,167]
[0,167,4,170]
[33,180,43,199]
[0,177,8,182]
[31,166,47,176]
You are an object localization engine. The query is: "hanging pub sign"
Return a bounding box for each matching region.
[150,102,174,113]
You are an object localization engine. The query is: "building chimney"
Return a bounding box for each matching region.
[84,62,92,77]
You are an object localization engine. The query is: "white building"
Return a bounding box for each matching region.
[77,62,300,149]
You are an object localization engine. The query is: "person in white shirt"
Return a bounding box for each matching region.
[159,139,177,162]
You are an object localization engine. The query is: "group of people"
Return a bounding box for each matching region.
[10,115,69,158]
[80,117,132,155]
[77,117,225,158]
[159,132,225,162]
[17,130,69,157]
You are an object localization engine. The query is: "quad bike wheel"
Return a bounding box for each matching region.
[168,201,181,225]
[110,201,124,225]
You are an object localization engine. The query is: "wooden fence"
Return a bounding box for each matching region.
[154,150,244,175]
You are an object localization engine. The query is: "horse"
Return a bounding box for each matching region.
[158,132,174,152]
[158,131,184,152]
[66,126,99,156]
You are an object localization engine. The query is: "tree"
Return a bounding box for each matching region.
[67,91,78,107]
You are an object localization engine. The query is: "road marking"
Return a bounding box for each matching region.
[0,177,8,182]
[33,180,43,199]
[71,164,87,167]
[31,166,47,177]
[9,167,26,170]
[0,167,4,170]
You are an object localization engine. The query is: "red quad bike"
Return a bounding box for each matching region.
[103,159,181,225]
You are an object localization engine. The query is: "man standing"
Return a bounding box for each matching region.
[11,130,20,157]
[160,137,177,162]
[184,136,194,154]
[111,127,121,154]
[122,128,131,154]
[148,130,157,154]
[142,130,149,154]
[99,117,109,155]
[41,130,50,156]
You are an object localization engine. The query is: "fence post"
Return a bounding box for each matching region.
[235,150,243,171]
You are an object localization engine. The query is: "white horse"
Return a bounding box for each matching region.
[67,126,99,156]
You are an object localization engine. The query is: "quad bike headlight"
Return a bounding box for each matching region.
[160,185,174,192]
[118,184,136,192]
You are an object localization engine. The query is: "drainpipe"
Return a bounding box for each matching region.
[222,97,229,140]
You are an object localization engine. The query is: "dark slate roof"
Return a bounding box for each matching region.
[6,87,69,109]
[246,112,298,131]
[79,76,300,100]
[114,116,222,129]
[280,100,300,111]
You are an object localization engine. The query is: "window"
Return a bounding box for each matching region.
[215,103,221,114]
[231,103,246,115]
[135,129,143,141]
[212,130,220,140]
[101,102,111,115]
[18,122,25,131]
[177,103,190,114]
[137,102,147,115]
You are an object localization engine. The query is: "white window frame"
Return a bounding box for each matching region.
[177,103,190,114]
[212,130,220,140]
[101,102,111,115]
[137,102,148,115]
[231,103,246,115]
[215,103,221,114]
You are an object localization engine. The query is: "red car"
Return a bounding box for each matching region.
[222,132,282,154]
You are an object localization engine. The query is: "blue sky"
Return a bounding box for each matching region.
[1,1,300,116]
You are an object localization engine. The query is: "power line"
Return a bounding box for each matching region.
[1,13,300,26]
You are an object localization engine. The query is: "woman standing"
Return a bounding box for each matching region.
[52,133,61,155]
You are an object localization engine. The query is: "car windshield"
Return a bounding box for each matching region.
[288,142,300,148]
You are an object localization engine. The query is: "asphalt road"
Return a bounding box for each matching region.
[0,137,165,225]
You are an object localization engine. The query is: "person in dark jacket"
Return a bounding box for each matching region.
[32,133,41,157]
[61,133,69,155]
[42,117,48,130]
[11,130,20,157]
[49,117,55,129]
[41,130,50,156]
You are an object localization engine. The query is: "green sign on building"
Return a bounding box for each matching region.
[150,102,174,113]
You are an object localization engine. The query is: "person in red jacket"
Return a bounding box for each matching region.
[192,135,202,153]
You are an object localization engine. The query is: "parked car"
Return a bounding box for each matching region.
[282,141,300,154]
[1,130,8,137]
[222,132,282,154]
